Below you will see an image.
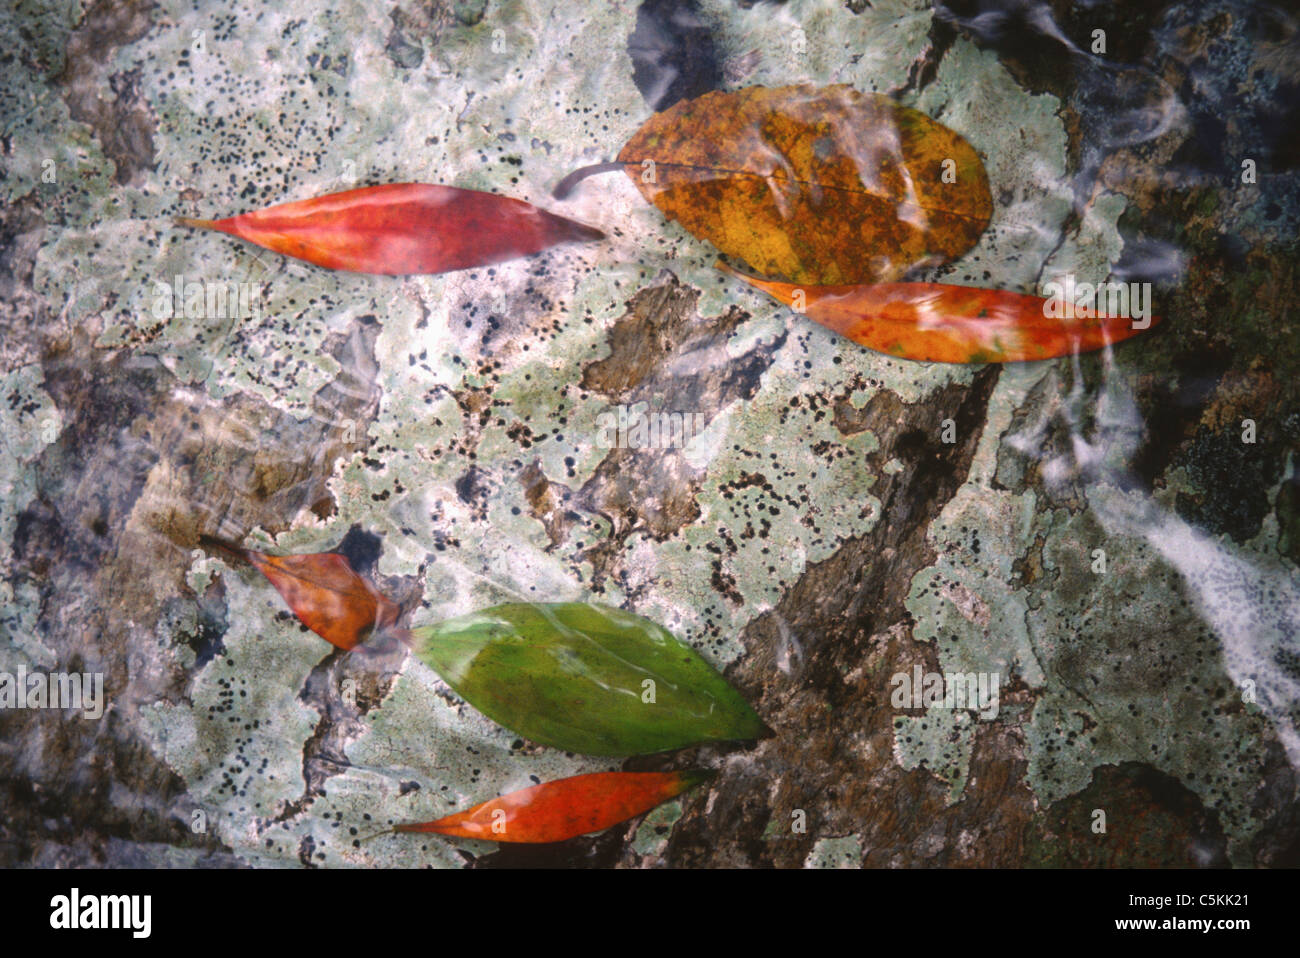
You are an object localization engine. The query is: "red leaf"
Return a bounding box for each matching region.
[201,536,399,650]
[717,261,1161,363]
[175,183,604,275]
[394,770,713,843]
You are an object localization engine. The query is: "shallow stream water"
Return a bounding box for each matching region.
[1,0,1298,867]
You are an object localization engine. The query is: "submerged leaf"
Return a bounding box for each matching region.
[617,84,992,285]
[175,183,604,275]
[718,261,1161,363]
[201,536,399,650]
[395,769,712,843]
[412,602,768,755]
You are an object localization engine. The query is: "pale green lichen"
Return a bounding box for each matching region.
[893,710,975,805]
[804,833,863,868]
[0,365,63,672]
[0,0,96,207]
[701,0,933,94]
[631,798,685,859]
[139,570,324,858]
[0,365,61,568]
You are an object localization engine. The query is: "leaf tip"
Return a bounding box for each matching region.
[679,768,718,791]
[541,208,606,244]
[197,533,251,565]
[359,825,400,843]
[566,219,607,243]
[713,259,754,286]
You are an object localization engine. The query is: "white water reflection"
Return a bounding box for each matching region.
[1005,346,1300,770]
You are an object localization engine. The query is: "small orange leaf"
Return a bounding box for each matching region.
[201,536,399,650]
[395,770,713,844]
[718,261,1161,363]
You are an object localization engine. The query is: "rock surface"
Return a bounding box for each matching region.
[1,0,1297,867]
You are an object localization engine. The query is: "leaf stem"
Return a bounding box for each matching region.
[552,161,623,199]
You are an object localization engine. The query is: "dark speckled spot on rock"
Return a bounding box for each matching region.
[1175,423,1288,543]
[337,526,384,577]
[385,21,424,69]
[628,0,722,111]
[453,0,489,26]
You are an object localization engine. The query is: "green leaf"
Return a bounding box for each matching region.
[411,602,768,756]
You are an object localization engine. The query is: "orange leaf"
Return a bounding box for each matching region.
[175,183,604,275]
[717,261,1161,363]
[394,770,713,844]
[201,536,399,650]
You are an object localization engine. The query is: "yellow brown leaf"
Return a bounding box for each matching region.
[618,84,992,285]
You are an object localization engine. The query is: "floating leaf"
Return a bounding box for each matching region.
[614,84,992,285]
[717,261,1161,363]
[394,769,712,843]
[175,183,604,275]
[201,536,399,650]
[412,602,768,755]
